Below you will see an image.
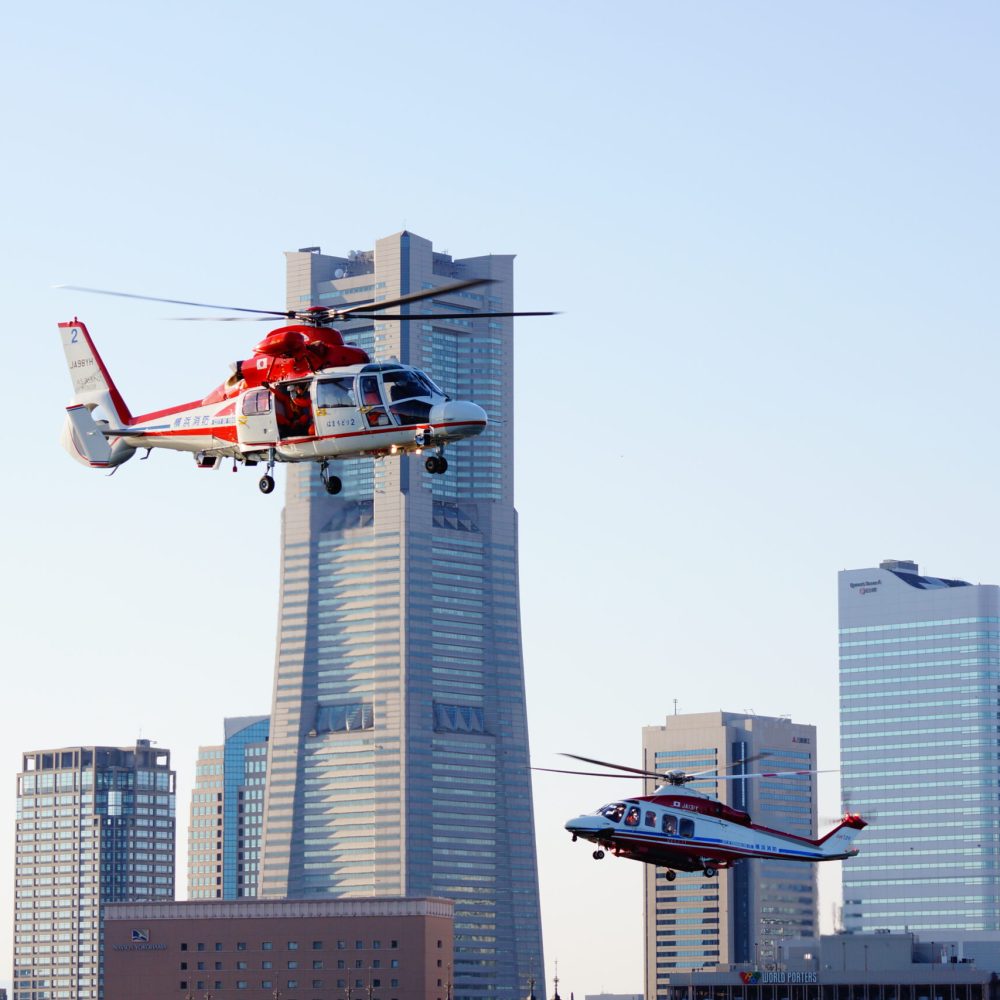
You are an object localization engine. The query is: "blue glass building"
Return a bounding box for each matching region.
[188,715,269,900]
[839,559,1000,931]
[258,233,544,1000]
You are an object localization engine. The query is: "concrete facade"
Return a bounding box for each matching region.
[102,897,453,1000]
[838,560,1000,932]
[642,713,818,996]
[259,234,544,1000]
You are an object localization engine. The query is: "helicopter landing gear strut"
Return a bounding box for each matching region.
[425,451,448,475]
[320,460,342,495]
[259,448,276,495]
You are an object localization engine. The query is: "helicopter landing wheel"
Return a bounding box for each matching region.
[324,475,342,495]
[703,866,717,878]
[436,455,448,474]
[665,870,677,881]
[425,455,440,474]
[259,474,275,495]
[592,849,605,860]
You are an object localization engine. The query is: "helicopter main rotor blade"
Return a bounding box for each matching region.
[348,310,557,321]
[55,285,295,319]
[532,766,646,778]
[689,767,839,783]
[683,752,772,780]
[326,277,496,319]
[560,753,663,781]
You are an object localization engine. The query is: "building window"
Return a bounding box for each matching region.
[288,941,299,950]
[237,942,247,951]
[262,942,273,950]
[312,940,323,950]
[315,702,374,733]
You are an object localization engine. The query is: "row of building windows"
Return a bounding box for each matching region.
[183,939,409,951]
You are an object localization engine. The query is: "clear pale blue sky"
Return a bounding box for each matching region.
[3,2,1000,994]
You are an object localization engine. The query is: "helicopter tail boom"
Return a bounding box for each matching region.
[813,813,867,859]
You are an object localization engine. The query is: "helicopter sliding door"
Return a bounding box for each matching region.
[236,387,278,450]
[314,377,362,438]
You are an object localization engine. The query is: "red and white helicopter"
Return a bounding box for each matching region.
[58,279,552,494]
[547,753,866,881]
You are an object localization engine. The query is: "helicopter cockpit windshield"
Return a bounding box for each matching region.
[378,366,447,426]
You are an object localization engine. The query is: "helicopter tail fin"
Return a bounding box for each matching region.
[815,814,867,859]
[58,320,132,424]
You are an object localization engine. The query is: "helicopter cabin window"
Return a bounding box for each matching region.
[382,369,432,426]
[317,377,356,409]
[600,803,626,823]
[678,817,695,838]
[242,389,271,416]
[359,375,391,427]
[644,810,657,828]
[623,806,641,827]
[662,814,677,835]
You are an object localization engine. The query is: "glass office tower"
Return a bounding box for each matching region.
[642,713,817,997]
[187,715,270,899]
[259,233,544,1000]
[12,740,176,1000]
[839,559,1000,931]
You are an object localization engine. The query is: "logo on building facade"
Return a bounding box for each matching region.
[740,971,819,985]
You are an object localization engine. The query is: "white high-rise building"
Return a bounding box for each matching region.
[642,712,817,997]
[258,233,544,1000]
[12,740,176,1000]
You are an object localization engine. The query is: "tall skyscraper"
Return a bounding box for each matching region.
[259,233,544,1000]
[187,715,270,900]
[642,712,818,996]
[839,559,1000,932]
[12,740,176,1000]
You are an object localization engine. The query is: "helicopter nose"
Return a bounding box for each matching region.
[430,400,488,439]
[564,814,608,837]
